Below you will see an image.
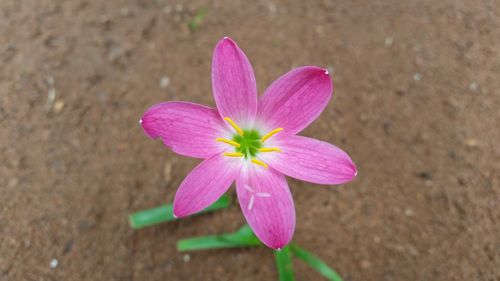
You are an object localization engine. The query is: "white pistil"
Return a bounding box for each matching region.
[244,185,271,211]
[248,196,255,210]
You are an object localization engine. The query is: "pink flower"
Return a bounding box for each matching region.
[141,37,357,249]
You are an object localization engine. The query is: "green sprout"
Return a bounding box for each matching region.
[188,7,208,31]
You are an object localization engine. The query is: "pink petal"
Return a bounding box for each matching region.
[173,154,242,217]
[257,66,332,135]
[236,165,295,249]
[212,37,257,126]
[261,135,357,185]
[141,101,227,158]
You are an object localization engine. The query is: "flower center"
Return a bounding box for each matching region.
[232,129,262,158]
[216,117,283,168]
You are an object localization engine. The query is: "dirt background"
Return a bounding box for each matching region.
[1,0,499,280]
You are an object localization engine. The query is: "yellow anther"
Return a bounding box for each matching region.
[224,117,244,136]
[261,128,283,142]
[223,152,244,157]
[251,158,268,168]
[258,147,282,153]
[216,138,241,148]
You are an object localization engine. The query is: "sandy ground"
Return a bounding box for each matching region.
[1,0,499,280]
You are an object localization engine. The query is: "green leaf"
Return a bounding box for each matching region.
[177,225,261,251]
[275,246,295,281]
[128,194,230,229]
[289,244,343,281]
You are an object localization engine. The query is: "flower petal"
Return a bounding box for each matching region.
[236,165,295,249]
[141,101,227,158]
[212,37,258,126]
[261,135,357,185]
[173,154,242,217]
[257,66,332,135]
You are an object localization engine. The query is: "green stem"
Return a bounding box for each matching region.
[275,246,295,281]
[129,194,230,229]
[289,244,343,281]
[177,225,261,251]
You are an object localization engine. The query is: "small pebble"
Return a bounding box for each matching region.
[469,82,478,91]
[413,73,422,81]
[53,100,65,113]
[50,258,58,268]
[107,46,127,62]
[315,25,325,35]
[268,3,277,13]
[404,209,414,217]
[361,260,372,269]
[183,254,190,262]
[159,76,170,89]
[407,245,419,256]
[465,138,479,147]
[384,37,394,47]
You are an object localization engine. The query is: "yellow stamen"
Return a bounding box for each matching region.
[224,117,244,136]
[223,152,244,157]
[261,128,283,142]
[216,138,241,148]
[251,158,268,168]
[258,147,282,153]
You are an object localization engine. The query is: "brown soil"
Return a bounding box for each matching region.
[1,0,499,280]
